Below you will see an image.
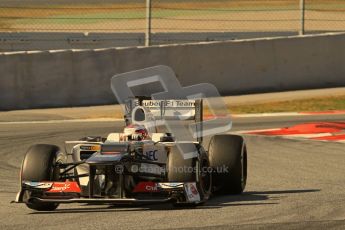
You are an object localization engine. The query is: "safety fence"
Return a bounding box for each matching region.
[0,0,344,50]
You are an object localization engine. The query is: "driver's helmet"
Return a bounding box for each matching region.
[123,124,149,140]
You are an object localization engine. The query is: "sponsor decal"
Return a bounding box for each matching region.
[96,154,121,157]
[190,184,198,195]
[142,100,195,108]
[101,151,121,155]
[132,182,160,193]
[184,182,201,202]
[80,145,100,151]
[145,150,158,161]
[47,182,81,193]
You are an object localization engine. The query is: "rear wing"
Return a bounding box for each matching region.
[124,97,203,143]
[111,66,232,145]
[142,100,197,120]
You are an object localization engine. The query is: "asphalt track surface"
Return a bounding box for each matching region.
[0,114,344,229]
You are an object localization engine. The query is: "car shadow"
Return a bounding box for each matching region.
[204,189,320,208]
[29,189,320,215]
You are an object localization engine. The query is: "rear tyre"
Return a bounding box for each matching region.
[21,144,65,211]
[208,135,247,194]
[167,144,212,206]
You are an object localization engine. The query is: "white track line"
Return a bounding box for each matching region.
[233,111,345,118]
[282,136,345,143]
[0,118,122,125]
[232,112,304,118]
[236,131,333,139]
[279,133,333,138]
[234,128,281,134]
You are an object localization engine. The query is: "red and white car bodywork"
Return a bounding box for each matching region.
[15,98,209,207]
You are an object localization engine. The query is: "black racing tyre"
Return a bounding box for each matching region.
[208,135,247,195]
[21,144,65,211]
[167,144,212,206]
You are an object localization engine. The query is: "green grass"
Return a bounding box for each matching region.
[15,8,250,26]
[228,95,345,114]
[17,11,145,25]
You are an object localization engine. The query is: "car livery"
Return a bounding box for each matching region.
[14,96,247,211]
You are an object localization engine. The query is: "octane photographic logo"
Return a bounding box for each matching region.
[111,65,232,159]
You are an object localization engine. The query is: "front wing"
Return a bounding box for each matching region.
[14,181,203,206]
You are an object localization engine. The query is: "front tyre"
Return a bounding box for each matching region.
[208,135,247,194]
[167,144,212,206]
[21,144,65,211]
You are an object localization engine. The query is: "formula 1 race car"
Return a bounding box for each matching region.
[14,97,247,211]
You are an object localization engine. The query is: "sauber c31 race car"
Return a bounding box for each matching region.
[14,97,247,211]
